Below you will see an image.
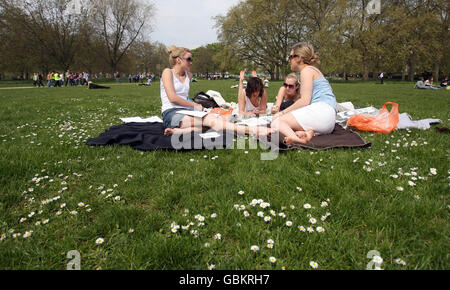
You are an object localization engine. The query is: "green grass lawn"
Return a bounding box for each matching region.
[0,80,448,270]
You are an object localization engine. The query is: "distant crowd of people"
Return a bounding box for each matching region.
[414,76,449,90]
[32,71,91,88]
[126,72,156,86]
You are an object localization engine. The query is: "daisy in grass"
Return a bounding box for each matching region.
[257,211,264,218]
[430,168,437,175]
[208,264,215,270]
[264,216,272,223]
[304,204,312,209]
[210,213,217,218]
[298,226,306,232]
[321,201,328,208]
[23,231,33,239]
[310,261,319,269]
[394,258,406,266]
[267,239,274,245]
[251,245,260,253]
[286,221,293,227]
[269,257,277,263]
[96,238,104,244]
[243,211,250,217]
[316,226,325,233]
[307,227,314,233]
[238,190,245,196]
[309,218,317,224]
[214,233,222,240]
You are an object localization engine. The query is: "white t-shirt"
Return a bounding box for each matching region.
[245,96,260,113]
[160,70,190,113]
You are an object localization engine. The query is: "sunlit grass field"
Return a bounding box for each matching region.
[0,80,448,270]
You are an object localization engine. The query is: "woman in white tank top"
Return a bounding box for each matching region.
[161,46,274,138]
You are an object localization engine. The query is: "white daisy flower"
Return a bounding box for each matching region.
[298,226,306,232]
[114,196,121,201]
[316,226,325,233]
[286,221,293,227]
[278,212,286,218]
[321,201,328,208]
[251,245,260,252]
[257,211,264,218]
[210,213,217,218]
[204,242,210,248]
[208,264,215,270]
[372,256,383,265]
[238,190,245,196]
[310,261,318,269]
[396,186,404,191]
[243,211,250,217]
[304,204,312,209]
[269,257,277,263]
[430,168,437,175]
[267,243,274,249]
[96,238,104,244]
[23,231,33,239]
[214,233,222,240]
[78,202,85,207]
[408,181,416,187]
[394,258,406,266]
[309,218,317,224]
[307,227,314,233]
[264,216,272,223]
[296,187,302,192]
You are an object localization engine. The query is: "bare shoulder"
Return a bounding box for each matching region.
[162,68,172,77]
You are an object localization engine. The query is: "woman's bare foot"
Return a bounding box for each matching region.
[164,127,198,136]
[285,130,314,145]
[294,130,314,142]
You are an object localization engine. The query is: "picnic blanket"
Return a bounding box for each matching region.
[86,122,234,151]
[260,124,371,151]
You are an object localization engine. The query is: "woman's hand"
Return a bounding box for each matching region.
[240,71,246,82]
[271,105,280,114]
[273,111,285,120]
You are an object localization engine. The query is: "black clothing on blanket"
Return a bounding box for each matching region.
[86,122,235,151]
[260,124,371,151]
[88,82,110,89]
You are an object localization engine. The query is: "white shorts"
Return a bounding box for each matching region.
[291,102,336,135]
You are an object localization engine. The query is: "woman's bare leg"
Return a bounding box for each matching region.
[271,113,305,143]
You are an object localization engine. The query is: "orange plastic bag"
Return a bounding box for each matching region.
[346,102,399,134]
[210,108,234,116]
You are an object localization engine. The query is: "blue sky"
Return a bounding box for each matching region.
[150,0,241,49]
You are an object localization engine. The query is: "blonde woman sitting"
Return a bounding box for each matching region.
[161,46,273,137]
[271,43,337,145]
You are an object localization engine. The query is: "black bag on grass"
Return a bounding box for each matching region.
[193,92,219,108]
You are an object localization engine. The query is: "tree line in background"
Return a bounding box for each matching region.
[0,0,448,81]
[215,0,449,81]
[0,0,169,80]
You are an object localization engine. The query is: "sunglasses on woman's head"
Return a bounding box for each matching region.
[283,83,296,89]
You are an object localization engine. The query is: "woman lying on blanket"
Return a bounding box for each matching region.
[271,73,301,114]
[271,43,337,145]
[161,45,273,137]
[238,70,268,117]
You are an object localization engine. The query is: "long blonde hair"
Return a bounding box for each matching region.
[286,73,300,94]
[168,45,191,67]
[292,43,320,66]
